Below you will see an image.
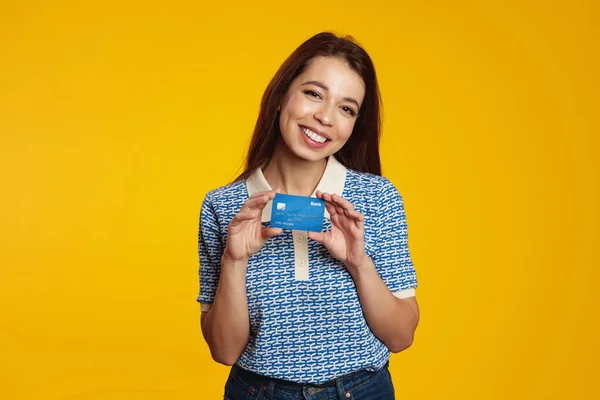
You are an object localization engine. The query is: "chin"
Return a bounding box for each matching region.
[289,146,331,163]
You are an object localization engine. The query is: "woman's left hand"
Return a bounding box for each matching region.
[308,190,368,272]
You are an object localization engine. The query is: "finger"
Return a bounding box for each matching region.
[248,188,280,200]
[307,231,328,246]
[243,190,280,212]
[325,201,338,218]
[261,227,283,240]
[333,209,364,230]
[341,207,361,218]
[330,193,355,211]
[330,213,341,226]
[231,210,260,226]
[320,192,333,203]
[242,195,270,211]
[334,203,346,216]
[319,192,353,219]
[329,202,346,219]
[346,209,365,222]
[321,193,340,214]
[248,191,268,199]
[321,192,351,217]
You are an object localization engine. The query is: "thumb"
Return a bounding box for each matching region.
[261,226,283,240]
[308,231,329,246]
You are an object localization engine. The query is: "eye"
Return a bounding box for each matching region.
[303,89,322,99]
[342,106,357,117]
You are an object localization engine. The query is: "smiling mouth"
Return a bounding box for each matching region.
[300,126,329,143]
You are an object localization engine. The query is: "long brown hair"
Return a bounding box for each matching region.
[235,32,383,181]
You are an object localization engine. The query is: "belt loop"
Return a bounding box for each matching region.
[265,380,276,399]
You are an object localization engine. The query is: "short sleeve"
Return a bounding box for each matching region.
[197,192,224,307]
[372,178,418,298]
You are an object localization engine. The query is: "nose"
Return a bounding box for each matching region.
[314,103,334,126]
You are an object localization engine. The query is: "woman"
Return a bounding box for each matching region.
[198,32,419,400]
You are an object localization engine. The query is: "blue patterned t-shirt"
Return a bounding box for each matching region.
[197,156,418,384]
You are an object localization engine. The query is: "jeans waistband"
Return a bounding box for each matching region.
[230,361,390,398]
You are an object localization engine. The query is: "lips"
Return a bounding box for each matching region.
[298,125,329,149]
[299,125,331,141]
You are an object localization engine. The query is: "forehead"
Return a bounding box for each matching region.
[294,56,365,103]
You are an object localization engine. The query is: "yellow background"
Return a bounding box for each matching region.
[1,0,598,398]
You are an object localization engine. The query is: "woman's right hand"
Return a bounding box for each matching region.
[223,190,283,263]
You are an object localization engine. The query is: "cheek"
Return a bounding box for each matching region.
[337,119,357,141]
[282,94,314,119]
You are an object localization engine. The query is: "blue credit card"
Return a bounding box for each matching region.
[270,193,325,232]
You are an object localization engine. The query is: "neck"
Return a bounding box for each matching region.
[262,140,328,197]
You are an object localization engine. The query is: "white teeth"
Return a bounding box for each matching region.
[301,127,327,143]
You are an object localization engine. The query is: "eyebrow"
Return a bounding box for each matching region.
[300,80,361,109]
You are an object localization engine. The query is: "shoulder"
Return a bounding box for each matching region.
[344,169,398,198]
[200,180,249,226]
[203,180,248,206]
[341,169,403,221]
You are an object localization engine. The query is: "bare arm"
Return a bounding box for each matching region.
[199,190,281,366]
[349,257,420,353]
[308,190,419,353]
[200,255,250,366]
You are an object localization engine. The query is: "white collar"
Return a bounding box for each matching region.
[246,155,347,222]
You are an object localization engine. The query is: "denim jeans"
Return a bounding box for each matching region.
[224,361,395,400]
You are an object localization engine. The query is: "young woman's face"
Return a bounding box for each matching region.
[278,56,366,162]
